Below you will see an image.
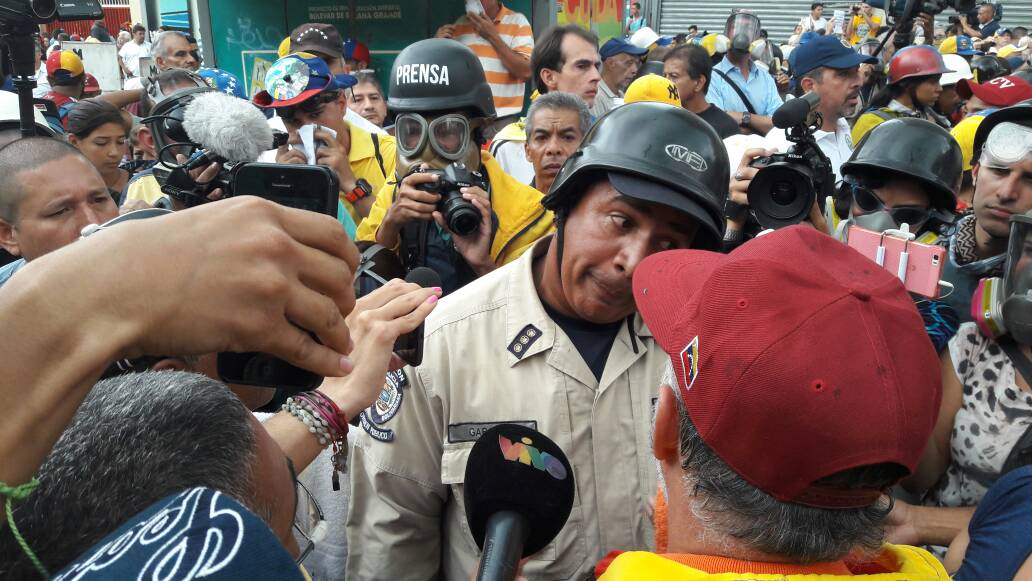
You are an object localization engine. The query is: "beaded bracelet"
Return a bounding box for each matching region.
[284,391,350,491]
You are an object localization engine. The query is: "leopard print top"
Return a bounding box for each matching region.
[929,323,1032,510]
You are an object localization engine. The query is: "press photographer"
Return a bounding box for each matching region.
[356,38,553,294]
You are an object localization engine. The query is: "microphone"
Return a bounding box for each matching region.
[404,266,442,288]
[182,91,273,167]
[464,424,575,581]
[772,92,821,129]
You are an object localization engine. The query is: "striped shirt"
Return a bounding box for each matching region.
[452,5,533,117]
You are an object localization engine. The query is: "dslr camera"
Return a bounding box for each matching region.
[746,94,835,230]
[416,163,488,237]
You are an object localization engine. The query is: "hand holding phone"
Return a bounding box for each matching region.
[846,225,946,298]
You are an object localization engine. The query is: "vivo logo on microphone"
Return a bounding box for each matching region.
[665,144,708,172]
[498,435,568,480]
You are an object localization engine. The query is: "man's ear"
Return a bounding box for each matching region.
[653,386,681,464]
[0,219,21,257]
[524,140,532,162]
[971,162,980,187]
[150,357,190,372]
[138,126,155,153]
[799,75,816,93]
[539,68,559,92]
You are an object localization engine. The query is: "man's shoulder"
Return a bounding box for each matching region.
[423,262,514,336]
[498,5,531,25]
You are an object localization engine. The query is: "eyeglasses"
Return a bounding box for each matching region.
[848,182,933,228]
[293,479,327,565]
[395,113,471,161]
[276,91,339,124]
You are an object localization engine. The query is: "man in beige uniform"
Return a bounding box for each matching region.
[346,102,731,580]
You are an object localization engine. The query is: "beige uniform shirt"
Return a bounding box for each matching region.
[346,237,665,581]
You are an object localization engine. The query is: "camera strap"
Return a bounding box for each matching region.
[371,134,387,179]
[713,69,756,115]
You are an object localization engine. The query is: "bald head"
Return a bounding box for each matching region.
[0,137,88,221]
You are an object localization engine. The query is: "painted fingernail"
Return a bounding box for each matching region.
[433,287,443,294]
[339,356,354,373]
[427,295,438,304]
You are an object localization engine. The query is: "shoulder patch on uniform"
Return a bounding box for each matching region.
[360,412,395,442]
[507,324,542,359]
[366,370,406,426]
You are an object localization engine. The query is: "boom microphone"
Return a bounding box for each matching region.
[464,424,575,581]
[182,91,273,165]
[772,92,821,129]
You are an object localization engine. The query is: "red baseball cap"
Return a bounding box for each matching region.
[83,73,100,93]
[633,226,941,509]
[957,75,1032,107]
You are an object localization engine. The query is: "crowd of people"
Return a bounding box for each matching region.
[0,0,1031,579]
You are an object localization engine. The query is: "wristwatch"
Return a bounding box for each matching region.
[740,112,752,129]
[344,178,373,204]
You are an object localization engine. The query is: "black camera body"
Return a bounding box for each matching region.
[746,96,835,230]
[416,163,488,237]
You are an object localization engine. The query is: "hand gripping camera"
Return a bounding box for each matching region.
[415,163,488,237]
[746,93,836,230]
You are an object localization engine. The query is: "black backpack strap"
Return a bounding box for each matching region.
[712,69,756,115]
[997,336,1032,474]
[371,133,387,179]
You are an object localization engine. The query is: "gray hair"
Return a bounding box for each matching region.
[659,360,901,563]
[352,71,384,97]
[524,92,592,142]
[151,30,185,61]
[0,371,259,577]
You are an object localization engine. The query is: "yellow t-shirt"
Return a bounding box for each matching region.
[849,13,882,45]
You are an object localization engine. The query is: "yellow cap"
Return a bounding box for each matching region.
[278,37,292,58]
[939,35,958,55]
[997,45,1018,58]
[950,113,986,171]
[624,74,681,107]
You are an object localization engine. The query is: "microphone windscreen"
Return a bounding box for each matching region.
[772,92,820,129]
[182,91,273,163]
[463,424,575,557]
[405,267,442,289]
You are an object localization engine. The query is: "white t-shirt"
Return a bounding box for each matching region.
[119,41,151,77]
[799,15,828,32]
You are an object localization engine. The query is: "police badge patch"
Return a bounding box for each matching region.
[360,370,408,442]
[368,370,406,425]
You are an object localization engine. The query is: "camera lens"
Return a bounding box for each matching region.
[446,202,481,237]
[771,182,797,206]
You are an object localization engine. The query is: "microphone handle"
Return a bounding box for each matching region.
[476,510,529,581]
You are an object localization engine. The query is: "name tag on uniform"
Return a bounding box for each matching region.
[447,421,538,443]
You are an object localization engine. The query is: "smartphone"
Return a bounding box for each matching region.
[231,163,339,216]
[217,163,341,392]
[847,226,946,298]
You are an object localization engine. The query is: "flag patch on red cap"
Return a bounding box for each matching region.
[679,336,699,393]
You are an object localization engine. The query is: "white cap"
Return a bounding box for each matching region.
[630,26,660,49]
[940,53,974,87]
[0,91,54,135]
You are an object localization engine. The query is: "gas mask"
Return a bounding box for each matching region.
[973,213,1032,344]
[726,12,761,54]
[395,111,484,178]
[836,177,942,235]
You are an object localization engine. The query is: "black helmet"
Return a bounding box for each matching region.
[970,55,1010,84]
[388,38,496,119]
[840,118,962,212]
[544,102,728,249]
